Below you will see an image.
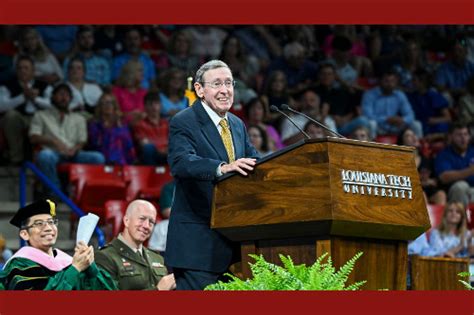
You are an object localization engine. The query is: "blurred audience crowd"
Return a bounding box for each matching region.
[0,25,474,278]
[0,24,473,209]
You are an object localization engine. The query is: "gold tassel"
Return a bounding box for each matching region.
[185,76,197,105]
[46,199,56,217]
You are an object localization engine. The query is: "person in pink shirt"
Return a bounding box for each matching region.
[112,59,147,126]
[244,97,284,151]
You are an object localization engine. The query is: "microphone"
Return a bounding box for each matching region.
[280,104,345,138]
[270,105,310,140]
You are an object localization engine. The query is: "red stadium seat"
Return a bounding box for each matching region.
[428,140,446,157]
[467,204,474,230]
[427,204,444,229]
[229,102,245,120]
[357,76,377,89]
[123,165,173,202]
[68,164,127,222]
[104,199,128,241]
[56,163,72,174]
[426,204,444,240]
[374,135,398,144]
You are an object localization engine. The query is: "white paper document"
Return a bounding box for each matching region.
[76,213,100,244]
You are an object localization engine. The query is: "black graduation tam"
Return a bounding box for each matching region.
[10,199,57,228]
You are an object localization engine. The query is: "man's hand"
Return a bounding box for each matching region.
[220,158,257,176]
[64,146,79,158]
[52,138,70,156]
[156,273,176,290]
[443,250,456,258]
[72,241,94,272]
[23,88,39,101]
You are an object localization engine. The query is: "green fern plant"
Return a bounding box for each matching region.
[458,272,473,290]
[205,252,366,291]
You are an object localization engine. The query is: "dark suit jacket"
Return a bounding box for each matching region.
[165,100,259,273]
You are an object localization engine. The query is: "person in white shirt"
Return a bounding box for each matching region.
[0,55,51,164]
[44,57,103,113]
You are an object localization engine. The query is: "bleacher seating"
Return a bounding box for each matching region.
[68,164,127,222]
[0,25,471,290]
[104,199,128,241]
[60,164,173,240]
[123,165,173,202]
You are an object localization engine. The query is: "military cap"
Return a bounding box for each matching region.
[10,199,56,228]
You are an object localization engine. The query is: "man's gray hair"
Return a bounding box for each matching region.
[195,60,232,84]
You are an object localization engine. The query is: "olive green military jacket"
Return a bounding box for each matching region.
[95,238,167,290]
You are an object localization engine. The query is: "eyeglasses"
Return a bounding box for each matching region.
[201,80,235,89]
[23,218,58,230]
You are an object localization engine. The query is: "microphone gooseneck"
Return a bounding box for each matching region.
[280,104,345,139]
[270,105,310,140]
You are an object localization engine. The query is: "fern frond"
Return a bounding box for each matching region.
[205,252,366,291]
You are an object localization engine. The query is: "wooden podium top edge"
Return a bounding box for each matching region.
[216,137,415,182]
[322,137,415,152]
[410,255,470,263]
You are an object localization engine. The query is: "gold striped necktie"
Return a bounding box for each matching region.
[219,118,235,163]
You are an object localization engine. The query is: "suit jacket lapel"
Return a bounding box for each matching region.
[228,114,243,159]
[193,100,232,162]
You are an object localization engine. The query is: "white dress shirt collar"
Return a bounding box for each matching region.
[201,100,228,130]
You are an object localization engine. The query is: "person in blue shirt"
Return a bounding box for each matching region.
[408,69,451,137]
[63,26,111,86]
[435,38,474,105]
[409,201,473,258]
[112,28,156,90]
[427,201,473,258]
[158,68,188,118]
[265,42,318,96]
[35,26,78,61]
[435,122,474,206]
[361,69,422,138]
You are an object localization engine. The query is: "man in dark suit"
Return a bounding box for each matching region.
[165,60,259,290]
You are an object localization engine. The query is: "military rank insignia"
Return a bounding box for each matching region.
[121,259,135,272]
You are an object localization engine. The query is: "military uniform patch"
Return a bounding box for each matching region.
[152,262,164,268]
[122,261,135,272]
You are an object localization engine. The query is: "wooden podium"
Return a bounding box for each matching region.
[410,256,469,290]
[211,138,430,290]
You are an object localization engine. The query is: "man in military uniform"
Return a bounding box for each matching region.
[0,199,116,290]
[95,199,175,290]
